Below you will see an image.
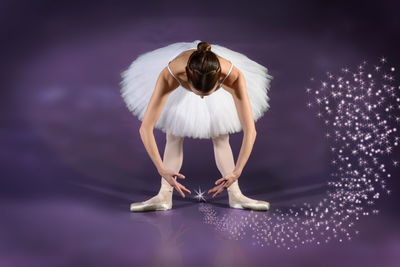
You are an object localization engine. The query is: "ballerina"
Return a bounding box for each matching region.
[120,40,273,212]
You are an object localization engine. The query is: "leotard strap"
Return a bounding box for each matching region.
[167,61,182,86]
[219,60,233,88]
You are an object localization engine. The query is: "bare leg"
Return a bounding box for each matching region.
[130,129,184,212]
[212,133,270,211]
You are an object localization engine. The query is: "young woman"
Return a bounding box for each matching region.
[120,40,273,212]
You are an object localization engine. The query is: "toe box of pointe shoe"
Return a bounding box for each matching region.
[247,201,270,211]
[130,202,172,212]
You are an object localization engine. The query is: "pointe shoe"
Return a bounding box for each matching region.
[130,178,174,212]
[228,200,270,211]
[130,197,172,212]
[227,180,270,211]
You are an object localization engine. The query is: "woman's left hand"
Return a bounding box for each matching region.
[207,170,241,198]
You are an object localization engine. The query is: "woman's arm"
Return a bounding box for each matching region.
[139,67,174,172]
[208,68,257,197]
[138,67,191,197]
[230,70,257,176]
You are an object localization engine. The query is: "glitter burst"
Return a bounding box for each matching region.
[198,57,397,250]
[194,187,207,202]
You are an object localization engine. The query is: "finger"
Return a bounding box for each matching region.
[215,181,227,189]
[212,187,224,198]
[223,181,232,188]
[215,178,224,185]
[213,182,226,191]
[176,173,186,179]
[175,185,185,198]
[215,177,228,185]
[208,186,217,194]
[212,185,225,198]
[208,186,219,194]
[179,184,191,194]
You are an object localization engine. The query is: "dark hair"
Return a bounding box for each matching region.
[185,41,221,93]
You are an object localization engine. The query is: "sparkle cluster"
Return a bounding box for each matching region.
[199,57,397,249]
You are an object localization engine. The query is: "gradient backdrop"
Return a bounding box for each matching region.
[1,0,400,266]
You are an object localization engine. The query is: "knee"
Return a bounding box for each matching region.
[212,133,229,147]
[166,131,184,144]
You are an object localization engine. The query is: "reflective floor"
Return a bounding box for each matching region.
[1,191,399,267]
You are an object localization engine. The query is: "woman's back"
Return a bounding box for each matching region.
[167,49,234,93]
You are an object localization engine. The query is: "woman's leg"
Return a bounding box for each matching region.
[130,129,184,212]
[158,129,184,198]
[212,133,270,211]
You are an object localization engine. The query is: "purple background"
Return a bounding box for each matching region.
[1,0,400,266]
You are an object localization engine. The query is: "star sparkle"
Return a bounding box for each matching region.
[198,56,398,250]
[194,187,207,202]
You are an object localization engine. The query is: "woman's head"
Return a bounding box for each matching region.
[186,41,221,96]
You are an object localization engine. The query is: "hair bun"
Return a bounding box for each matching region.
[197,41,211,52]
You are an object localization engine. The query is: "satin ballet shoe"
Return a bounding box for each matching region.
[229,200,270,211]
[227,180,270,211]
[130,178,174,212]
[130,200,172,212]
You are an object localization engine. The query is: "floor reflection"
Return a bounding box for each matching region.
[129,210,187,266]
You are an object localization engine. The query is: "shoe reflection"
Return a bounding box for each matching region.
[129,211,187,266]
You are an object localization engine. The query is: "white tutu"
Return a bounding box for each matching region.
[119,40,273,139]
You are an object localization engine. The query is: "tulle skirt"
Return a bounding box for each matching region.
[119,40,273,139]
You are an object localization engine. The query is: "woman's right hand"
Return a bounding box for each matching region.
[158,167,191,198]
